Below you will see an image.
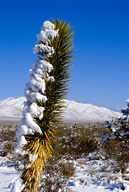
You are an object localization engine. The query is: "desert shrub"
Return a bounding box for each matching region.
[102,101,129,173]
[0,124,17,156]
[53,125,101,158]
[0,128,16,142]
[71,130,97,156]
[53,124,112,160]
[39,156,75,192]
[102,138,129,173]
[58,161,75,178]
[4,142,14,154]
[0,151,7,157]
[60,123,129,174]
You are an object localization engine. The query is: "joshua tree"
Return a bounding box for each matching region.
[14,19,74,192]
[103,100,129,175]
[105,100,129,140]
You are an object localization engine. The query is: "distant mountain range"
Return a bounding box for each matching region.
[0,97,121,123]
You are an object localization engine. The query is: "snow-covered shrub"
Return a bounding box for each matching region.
[54,125,103,158]
[105,100,129,140]
[102,100,129,173]
[102,138,129,173]
[14,20,74,192]
[39,157,75,192]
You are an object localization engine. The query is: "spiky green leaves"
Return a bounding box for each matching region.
[15,20,74,192]
[42,20,74,127]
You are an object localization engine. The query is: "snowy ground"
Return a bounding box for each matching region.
[69,156,129,192]
[0,157,19,192]
[1,123,129,192]
[1,155,129,192]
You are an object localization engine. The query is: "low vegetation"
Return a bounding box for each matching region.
[0,122,129,191]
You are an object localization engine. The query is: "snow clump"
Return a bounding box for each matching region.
[15,20,58,156]
[10,177,24,192]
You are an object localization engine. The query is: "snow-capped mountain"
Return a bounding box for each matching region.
[0,97,25,122]
[0,97,121,123]
[63,100,121,123]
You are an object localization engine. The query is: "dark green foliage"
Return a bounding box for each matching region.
[41,20,74,127]
[20,20,74,192]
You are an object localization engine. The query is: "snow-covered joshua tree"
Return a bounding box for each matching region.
[105,100,129,140]
[14,20,74,192]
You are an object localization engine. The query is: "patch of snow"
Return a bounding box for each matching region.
[10,177,24,192]
[24,113,42,134]
[29,153,38,163]
[0,158,20,192]
[13,20,58,190]
[70,186,111,192]
[0,154,129,192]
[37,20,58,44]
[102,133,110,142]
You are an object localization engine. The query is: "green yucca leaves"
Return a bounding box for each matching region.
[42,20,74,126]
[20,19,74,192]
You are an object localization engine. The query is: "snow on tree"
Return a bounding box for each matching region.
[105,100,129,140]
[103,100,129,177]
[13,20,74,192]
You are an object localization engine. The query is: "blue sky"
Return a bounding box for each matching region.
[0,0,129,110]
